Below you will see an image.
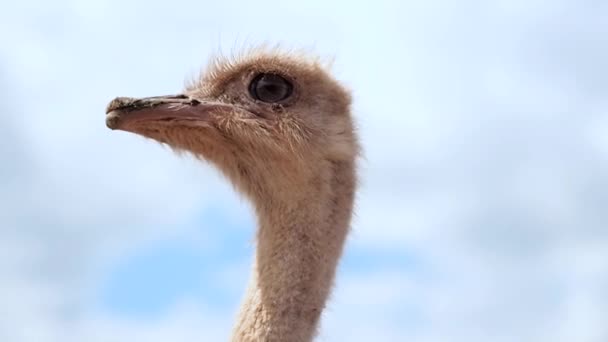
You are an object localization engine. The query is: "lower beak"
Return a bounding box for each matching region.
[105,94,223,131]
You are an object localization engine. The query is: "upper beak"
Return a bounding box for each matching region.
[105,94,223,131]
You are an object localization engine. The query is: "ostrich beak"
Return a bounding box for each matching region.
[105,94,227,131]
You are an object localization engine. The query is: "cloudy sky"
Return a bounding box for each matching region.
[1,0,607,341]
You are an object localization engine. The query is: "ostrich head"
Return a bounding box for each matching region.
[106,48,361,341]
[106,49,358,201]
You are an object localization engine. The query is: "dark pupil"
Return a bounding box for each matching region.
[250,73,293,103]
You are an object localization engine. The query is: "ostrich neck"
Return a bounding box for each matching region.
[231,160,356,342]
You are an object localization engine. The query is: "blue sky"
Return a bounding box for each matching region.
[1,0,608,341]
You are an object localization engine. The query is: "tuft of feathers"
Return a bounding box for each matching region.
[186,44,337,97]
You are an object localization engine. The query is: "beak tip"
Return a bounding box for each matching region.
[105,110,122,130]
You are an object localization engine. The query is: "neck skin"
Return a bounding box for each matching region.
[230,160,356,342]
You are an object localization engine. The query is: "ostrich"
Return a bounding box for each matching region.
[105,48,359,342]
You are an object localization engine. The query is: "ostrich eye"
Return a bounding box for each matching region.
[249,73,293,103]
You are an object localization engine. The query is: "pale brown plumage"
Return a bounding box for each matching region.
[106,47,359,342]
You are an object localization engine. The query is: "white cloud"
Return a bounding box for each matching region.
[76,301,232,342]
